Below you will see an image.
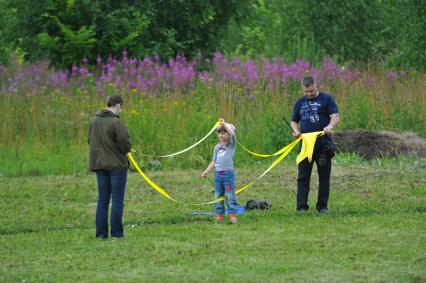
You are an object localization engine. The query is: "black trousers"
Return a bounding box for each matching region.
[297,149,331,211]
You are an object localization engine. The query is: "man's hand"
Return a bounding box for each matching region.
[290,121,301,138]
[293,130,301,138]
[219,118,225,125]
[202,171,209,178]
[324,125,333,134]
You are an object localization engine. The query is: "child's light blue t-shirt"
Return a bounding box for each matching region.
[212,135,236,171]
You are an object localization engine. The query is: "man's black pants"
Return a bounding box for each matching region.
[297,150,331,211]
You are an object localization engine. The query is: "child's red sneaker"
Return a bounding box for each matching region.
[229,213,237,223]
[215,214,224,221]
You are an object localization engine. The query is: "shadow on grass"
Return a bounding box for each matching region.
[0,223,92,236]
[2,206,423,236]
[271,206,425,218]
[0,216,215,236]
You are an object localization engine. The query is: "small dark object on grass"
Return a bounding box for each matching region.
[245,200,272,211]
[259,201,272,210]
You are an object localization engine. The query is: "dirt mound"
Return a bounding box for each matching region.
[333,130,426,160]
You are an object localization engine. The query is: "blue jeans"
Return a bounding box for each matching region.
[95,169,128,238]
[214,170,238,214]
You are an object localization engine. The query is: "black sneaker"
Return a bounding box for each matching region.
[297,208,308,213]
[318,208,328,215]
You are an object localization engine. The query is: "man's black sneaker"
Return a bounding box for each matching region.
[318,208,328,215]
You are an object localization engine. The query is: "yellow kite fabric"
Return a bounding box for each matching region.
[137,121,221,158]
[236,141,281,157]
[296,131,324,164]
[128,153,177,202]
[128,137,300,205]
[238,131,324,164]
[203,137,301,205]
[128,121,324,205]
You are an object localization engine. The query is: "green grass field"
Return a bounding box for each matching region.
[1,155,425,282]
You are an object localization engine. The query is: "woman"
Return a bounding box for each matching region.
[88,94,132,239]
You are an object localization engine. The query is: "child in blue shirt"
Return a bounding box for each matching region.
[202,118,238,223]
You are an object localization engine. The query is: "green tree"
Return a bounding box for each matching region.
[222,0,395,63]
[385,0,426,70]
[1,0,241,68]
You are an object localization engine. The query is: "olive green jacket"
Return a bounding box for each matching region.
[88,110,132,171]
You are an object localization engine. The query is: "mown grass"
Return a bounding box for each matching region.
[1,155,425,282]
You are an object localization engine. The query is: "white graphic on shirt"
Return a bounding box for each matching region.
[301,102,320,123]
[217,148,226,157]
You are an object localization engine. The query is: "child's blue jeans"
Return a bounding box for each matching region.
[214,170,238,214]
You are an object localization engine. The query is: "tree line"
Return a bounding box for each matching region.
[0,0,424,70]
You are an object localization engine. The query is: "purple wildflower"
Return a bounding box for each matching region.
[386,71,397,82]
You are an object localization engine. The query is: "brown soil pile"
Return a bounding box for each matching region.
[333,130,426,160]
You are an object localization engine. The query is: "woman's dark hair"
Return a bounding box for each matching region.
[106,94,123,107]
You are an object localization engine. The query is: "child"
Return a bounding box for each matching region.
[202,118,238,223]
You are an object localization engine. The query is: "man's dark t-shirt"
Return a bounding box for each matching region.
[292,92,338,132]
[291,92,339,149]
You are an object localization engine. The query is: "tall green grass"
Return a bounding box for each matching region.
[0,68,425,177]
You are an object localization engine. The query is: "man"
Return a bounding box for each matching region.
[290,76,340,214]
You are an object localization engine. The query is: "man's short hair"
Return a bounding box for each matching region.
[302,76,315,87]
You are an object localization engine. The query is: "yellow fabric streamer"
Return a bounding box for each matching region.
[237,131,324,164]
[138,121,221,158]
[128,137,302,205]
[128,125,324,205]
[236,141,282,157]
[128,140,295,205]
[205,137,302,204]
[296,131,324,164]
[128,153,178,202]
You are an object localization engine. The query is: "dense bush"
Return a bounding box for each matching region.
[383,0,426,70]
[0,0,425,70]
[222,1,387,62]
[0,0,242,68]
